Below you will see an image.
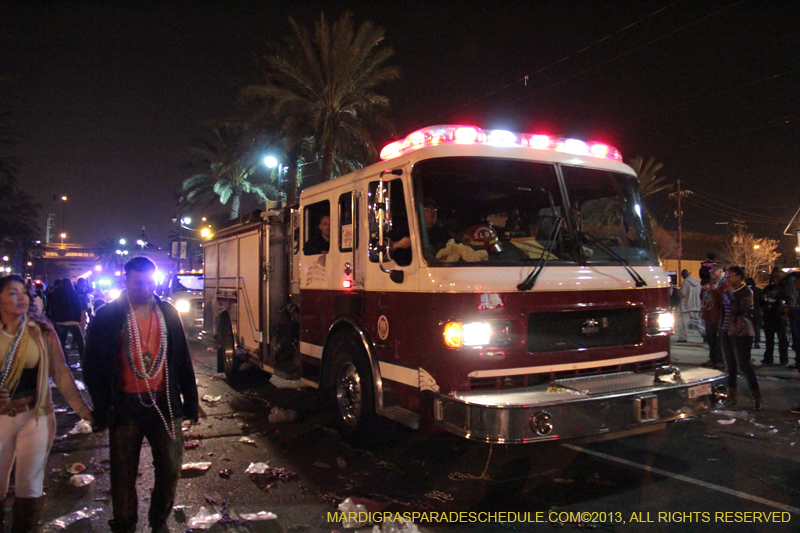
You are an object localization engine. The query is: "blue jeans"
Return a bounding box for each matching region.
[719,331,759,394]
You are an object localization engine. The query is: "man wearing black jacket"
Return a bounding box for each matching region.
[84,256,199,533]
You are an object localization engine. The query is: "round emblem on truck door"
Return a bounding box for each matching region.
[377,315,390,340]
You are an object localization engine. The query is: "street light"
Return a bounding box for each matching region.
[60,232,66,249]
[60,195,68,236]
[263,154,287,208]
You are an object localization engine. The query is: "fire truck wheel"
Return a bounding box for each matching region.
[328,335,393,446]
[219,317,242,381]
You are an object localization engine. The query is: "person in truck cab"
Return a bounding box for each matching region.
[303,215,330,255]
[420,198,452,259]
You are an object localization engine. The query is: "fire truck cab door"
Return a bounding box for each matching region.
[366,176,419,288]
[335,191,359,289]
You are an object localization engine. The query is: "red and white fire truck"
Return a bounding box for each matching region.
[203,125,726,445]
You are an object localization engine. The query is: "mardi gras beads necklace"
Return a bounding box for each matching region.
[124,301,175,439]
[1,313,29,393]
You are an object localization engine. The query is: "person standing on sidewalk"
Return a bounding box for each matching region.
[675,270,705,342]
[761,267,792,366]
[0,275,93,533]
[787,273,800,413]
[786,272,800,371]
[719,266,761,410]
[84,257,199,533]
[746,278,763,349]
[701,264,726,368]
[46,279,85,362]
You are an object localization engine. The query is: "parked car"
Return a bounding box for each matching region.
[162,271,204,331]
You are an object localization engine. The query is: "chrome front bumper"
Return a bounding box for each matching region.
[434,367,726,444]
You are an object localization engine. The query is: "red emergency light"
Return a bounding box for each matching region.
[379,125,622,162]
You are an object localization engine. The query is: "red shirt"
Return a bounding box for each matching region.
[118,309,165,393]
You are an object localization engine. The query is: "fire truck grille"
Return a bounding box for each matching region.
[469,356,667,391]
[527,308,641,353]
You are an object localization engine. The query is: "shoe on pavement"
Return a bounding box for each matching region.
[700,361,716,368]
[675,339,688,343]
[761,360,774,366]
[789,406,800,415]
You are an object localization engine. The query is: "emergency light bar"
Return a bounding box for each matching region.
[379,125,622,162]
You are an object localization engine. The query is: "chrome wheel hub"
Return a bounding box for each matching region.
[336,362,362,427]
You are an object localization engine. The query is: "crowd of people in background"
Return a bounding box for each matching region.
[22,277,102,364]
[672,252,800,413]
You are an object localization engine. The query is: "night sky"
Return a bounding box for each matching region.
[2,1,799,258]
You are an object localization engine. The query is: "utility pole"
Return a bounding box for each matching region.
[669,180,692,286]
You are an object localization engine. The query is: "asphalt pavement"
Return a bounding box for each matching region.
[12,330,800,533]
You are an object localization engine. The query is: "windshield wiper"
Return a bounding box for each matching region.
[579,232,647,287]
[517,216,562,291]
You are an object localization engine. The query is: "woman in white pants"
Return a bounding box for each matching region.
[0,275,93,532]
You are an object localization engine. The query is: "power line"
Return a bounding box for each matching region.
[425,1,684,124]
[679,188,799,212]
[681,196,789,225]
[682,196,785,223]
[677,113,800,147]
[688,190,799,221]
[635,67,800,122]
[503,0,746,108]
[690,191,784,215]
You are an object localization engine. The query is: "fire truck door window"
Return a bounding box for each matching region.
[338,193,357,252]
[367,180,411,266]
[303,201,331,255]
[560,166,658,266]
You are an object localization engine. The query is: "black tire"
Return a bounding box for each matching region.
[218,317,242,382]
[327,334,394,446]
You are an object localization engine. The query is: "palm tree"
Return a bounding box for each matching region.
[627,156,673,197]
[182,122,277,220]
[241,11,400,191]
[95,238,122,273]
[0,184,40,262]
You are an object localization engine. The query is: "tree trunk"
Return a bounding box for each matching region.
[320,120,338,182]
[284,145,302,205]
[230,194,240,220]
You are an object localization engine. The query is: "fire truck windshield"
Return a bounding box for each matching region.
[412,157,659,267]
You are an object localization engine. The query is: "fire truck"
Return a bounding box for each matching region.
[203,125,726,445]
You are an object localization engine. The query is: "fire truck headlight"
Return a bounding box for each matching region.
[647,310,674,335]
[444,321,508,348]
[443,322,463,348]
[463,322,492,346]
[175,299,191,313]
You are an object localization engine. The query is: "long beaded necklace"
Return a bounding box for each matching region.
[1,313,29,393]
[124,300,175,440]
